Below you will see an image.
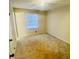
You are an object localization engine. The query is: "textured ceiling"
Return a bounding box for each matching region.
[10,0,70,11]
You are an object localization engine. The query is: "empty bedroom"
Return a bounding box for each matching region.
[9,0,70,59]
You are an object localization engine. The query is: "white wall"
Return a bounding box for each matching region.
[47,6,70,44]
[14,8,47,39]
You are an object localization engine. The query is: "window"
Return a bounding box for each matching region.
[25,13,39,29]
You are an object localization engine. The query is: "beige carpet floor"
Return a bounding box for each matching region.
[15,34,70,59]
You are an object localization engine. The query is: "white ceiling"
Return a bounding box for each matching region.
[10,0,70,11]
